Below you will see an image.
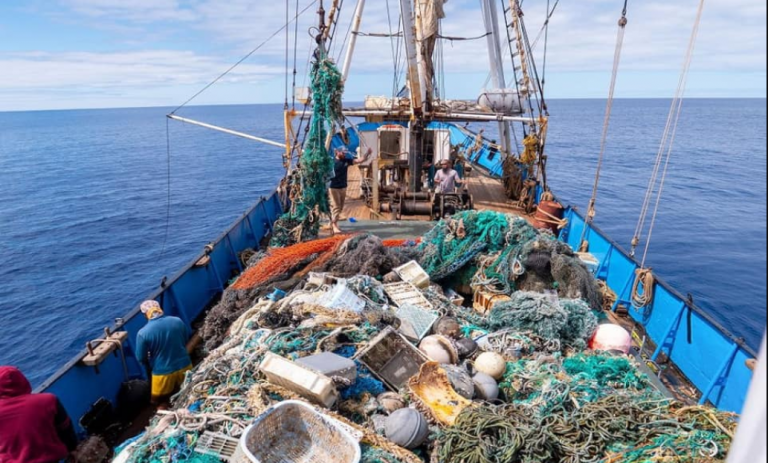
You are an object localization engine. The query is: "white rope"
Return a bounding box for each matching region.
[579,8,629,248]
[632,0,706,266]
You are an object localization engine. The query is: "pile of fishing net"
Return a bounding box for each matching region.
[434,353,736,463]
[200,234,408,349]
[416,211,602,310]
[487,292,599,350]
[117,211,737,463]
[270,48,343,248]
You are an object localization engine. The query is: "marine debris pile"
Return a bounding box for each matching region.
[115,211,738,463]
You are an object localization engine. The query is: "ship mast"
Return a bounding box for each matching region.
[400,0,428,193]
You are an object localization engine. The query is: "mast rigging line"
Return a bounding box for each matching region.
[170,0,318,115]
[579,0,630,250]
[160,118,173,259]
[633,0,706,266]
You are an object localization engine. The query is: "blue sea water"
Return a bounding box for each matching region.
[0,99,765,387]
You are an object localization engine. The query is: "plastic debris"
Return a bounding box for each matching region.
[384,409,430,450]
[113,211,737,463]
[259,353,339,408]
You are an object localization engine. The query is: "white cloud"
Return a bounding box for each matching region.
[1,0,765,110]
[0,50,282,89]
[62,0,198,22]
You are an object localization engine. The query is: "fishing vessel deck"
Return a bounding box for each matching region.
[341,165,533,222]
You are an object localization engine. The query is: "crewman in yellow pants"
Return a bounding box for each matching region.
[136,300,192,408]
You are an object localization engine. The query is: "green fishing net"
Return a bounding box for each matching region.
[488,291,599,350]
[271,49,343,247]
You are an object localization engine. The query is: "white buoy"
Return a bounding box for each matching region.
[475,352,507,380]
[590,324,632,354]
[473,372,500,401]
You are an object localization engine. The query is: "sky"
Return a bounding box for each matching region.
[0,0,765,111]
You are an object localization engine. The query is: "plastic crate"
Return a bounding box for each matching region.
[356,326,429,391]
[259,352,339,408]
[384,282,433,311]
[240,401,361,463]
[318,283,366,313]
[396,304,439,342]
[394,261,430,289]
[576,252,600,275]
[195,432,240,462]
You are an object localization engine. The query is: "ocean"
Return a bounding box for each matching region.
[0,99,765,387]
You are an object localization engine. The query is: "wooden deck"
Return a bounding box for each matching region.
[340,165,533,222]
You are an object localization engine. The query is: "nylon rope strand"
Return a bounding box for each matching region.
[285,0,291,109]
[292,0,301,110]
[160,117,172,258]
[169,0,318,115]
[578,1,630,250]
[632,0,706,264]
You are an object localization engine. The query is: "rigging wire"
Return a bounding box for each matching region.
[292,0,301,109]
[634,0,706,266]
[160,118,172,258]
[541,0,550,90]
[530,0,561,51]
[285,0,291,108]
[385,0,399,97]
[335,1,355,64]
[170,0,318,115]
[579,0,630,250]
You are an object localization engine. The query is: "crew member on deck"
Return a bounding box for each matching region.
[435,159,462,193]
[0,366,78,463]
[136,300,192,408]
[329,147,371,234]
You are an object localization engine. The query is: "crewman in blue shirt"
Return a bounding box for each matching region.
[135,300,192,407]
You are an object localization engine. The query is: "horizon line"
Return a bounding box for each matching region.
[1,96,766,114]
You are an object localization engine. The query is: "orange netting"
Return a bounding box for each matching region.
[231,235,352,291]
[382,238,421,248]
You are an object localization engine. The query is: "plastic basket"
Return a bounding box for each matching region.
[240,401,361,463]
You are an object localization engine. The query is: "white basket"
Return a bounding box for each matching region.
[239,401,361,463]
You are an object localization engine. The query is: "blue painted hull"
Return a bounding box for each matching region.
[39,123,755,437]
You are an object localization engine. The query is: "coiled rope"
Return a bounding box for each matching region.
[631,267,656,309]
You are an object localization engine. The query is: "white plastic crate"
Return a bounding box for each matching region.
[195,432,240,462]
[240,400,361,463]
[396,304,439,342]
[317,283,366,313]
[259,352,339,408]
[576,252,600,275]
[384,282,433,311]
[394,261,430,289]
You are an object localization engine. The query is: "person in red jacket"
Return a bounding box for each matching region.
[0,366,78,463]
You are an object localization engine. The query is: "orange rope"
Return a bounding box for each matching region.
[382,238,421,247]
[231,235,351,290]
